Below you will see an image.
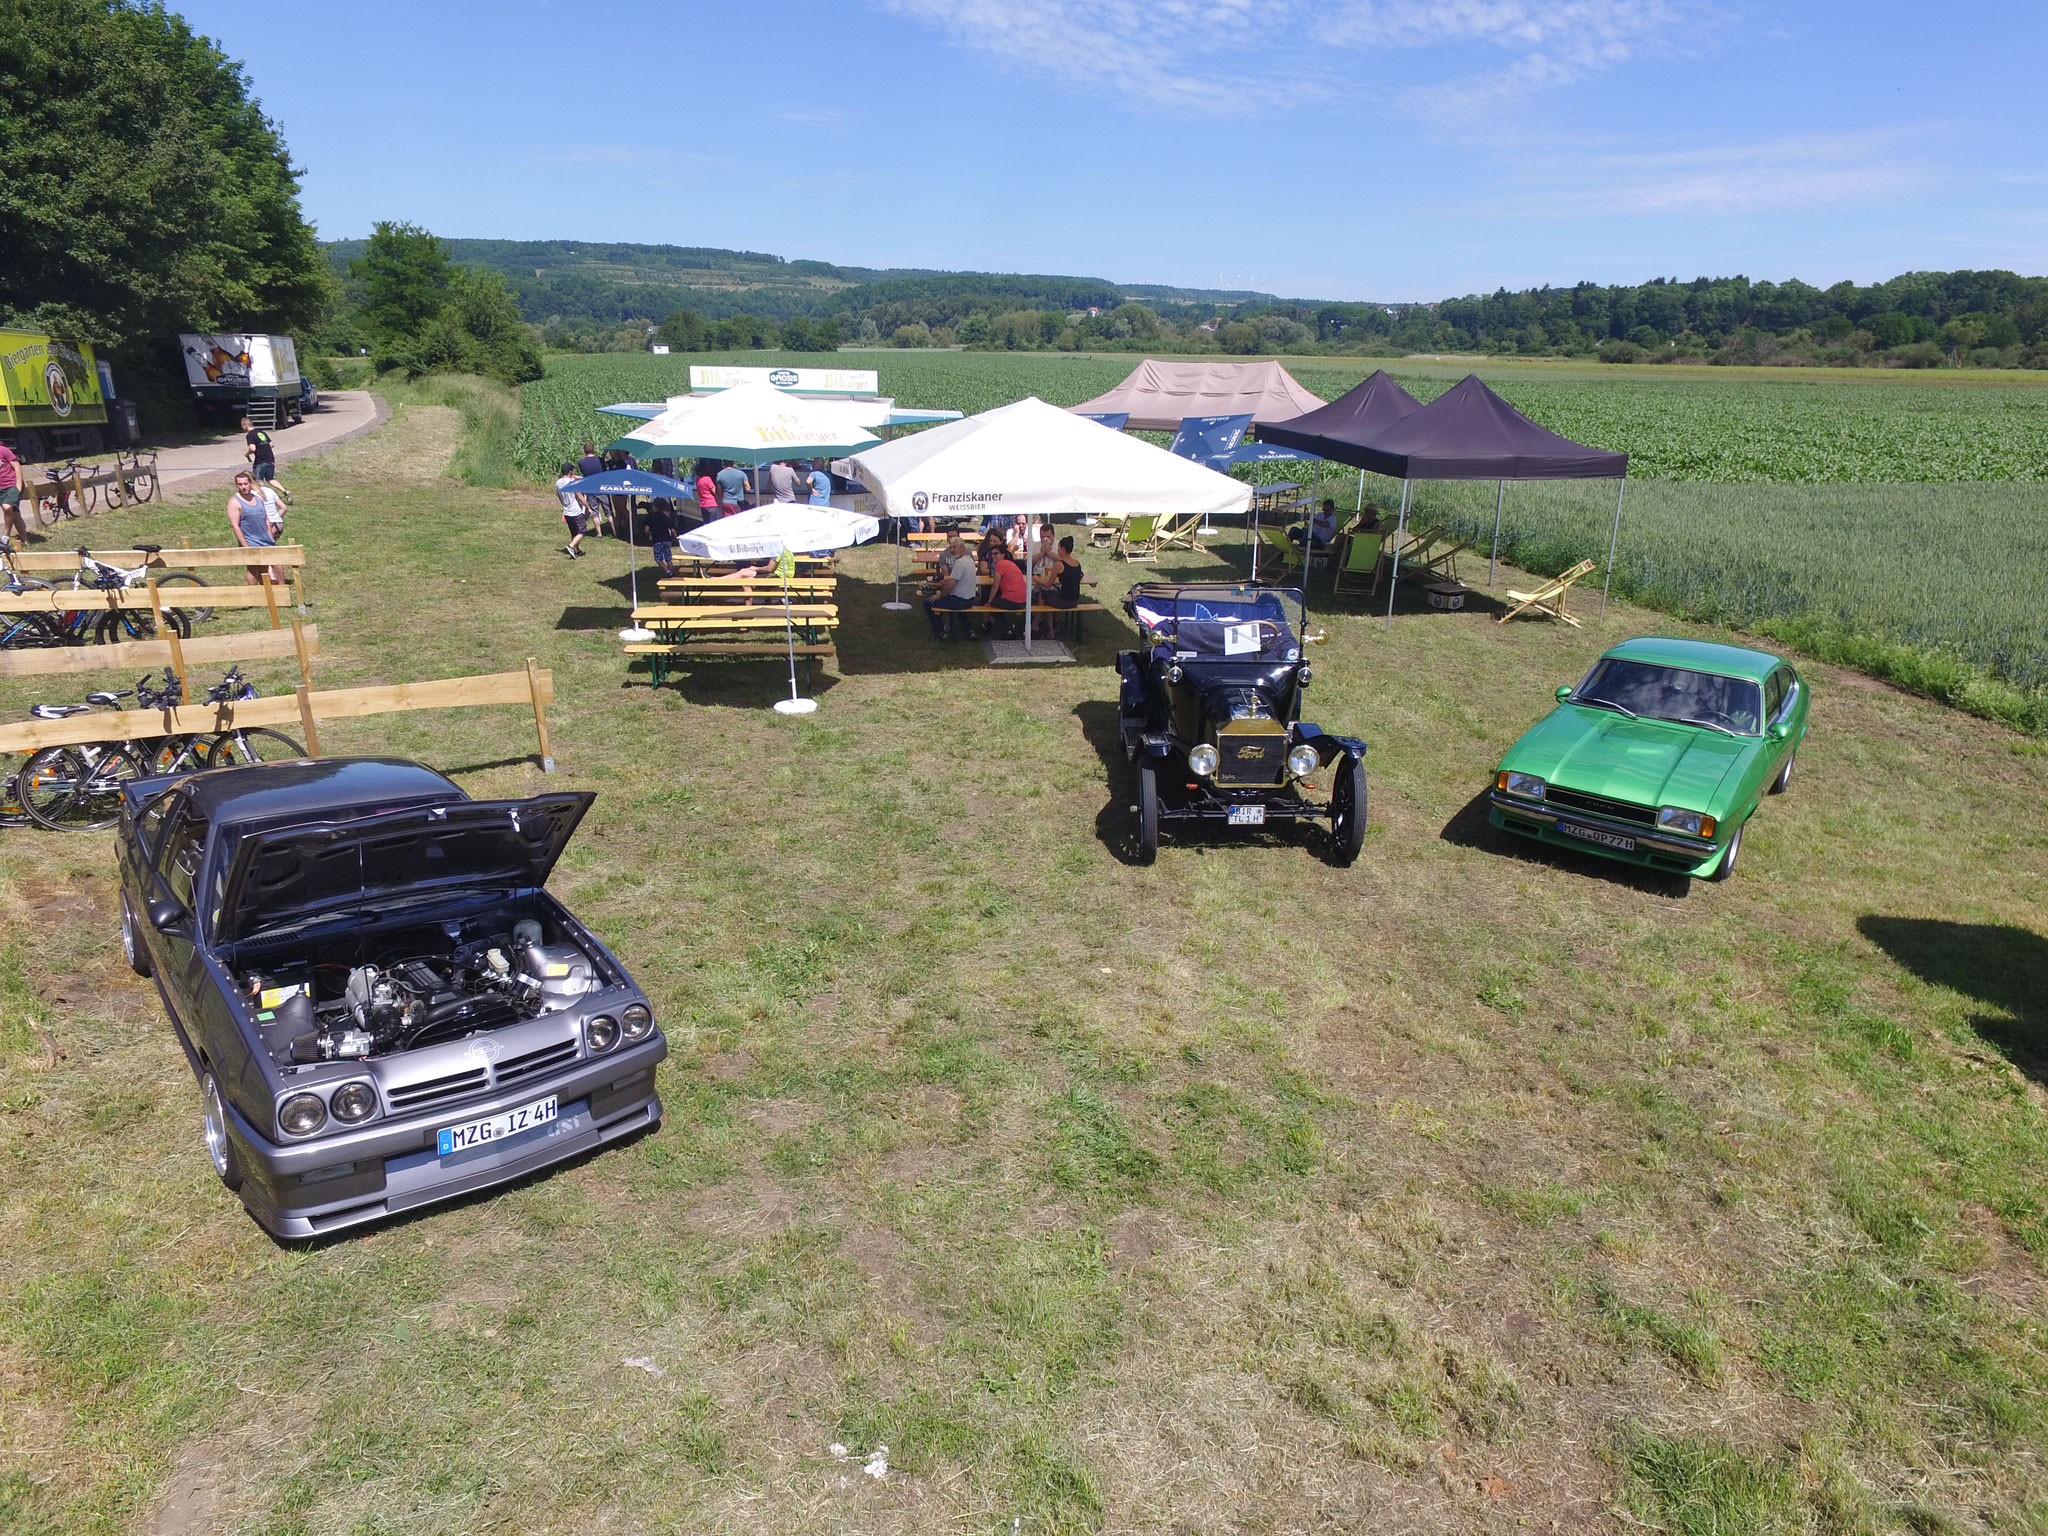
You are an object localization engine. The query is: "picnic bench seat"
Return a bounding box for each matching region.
[626,600,841,684]
[930,600,1107,643]
[654,576,838,603]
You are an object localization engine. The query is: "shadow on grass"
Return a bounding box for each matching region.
[1858,917,2048,1080]
[556,605,633,632]
[626,655,843,709]
[1439,789,1692,898]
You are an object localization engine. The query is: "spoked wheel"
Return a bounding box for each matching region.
[35,492,67,528]
[147,736,213,775]
[1327,753,1367,866]
[152,570,214,627]
[200,1071,243,1190]
[1708,817,1745,883]
[18,741,147,830]
[1137,761,1160,864]
[205,728,305,768]
[130,462,156,503]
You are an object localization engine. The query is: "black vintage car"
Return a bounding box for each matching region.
[1115,582,1367,864]
[116,758,666,1239]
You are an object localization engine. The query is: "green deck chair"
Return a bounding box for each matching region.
[1333,529,1385,596]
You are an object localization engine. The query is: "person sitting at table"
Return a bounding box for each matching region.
[976,527,1005,576]
[985,543,1027,639]
[1034,534,1084,638]
[1288,498,1339,555]
[923,536,978,641]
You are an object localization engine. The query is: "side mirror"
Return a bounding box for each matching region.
[1768,721,1790,741]
[1555,685,1573,702]
[147,896,189,932]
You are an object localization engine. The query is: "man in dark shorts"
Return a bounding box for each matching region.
[555,460,589,557]
[241,416,277,482]
[0,440,26,541]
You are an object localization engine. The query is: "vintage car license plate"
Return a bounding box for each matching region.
[1228,804,1266,826]
[1558,822,1634,852]
[437,1095,558,1156]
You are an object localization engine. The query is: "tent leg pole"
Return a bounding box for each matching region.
[1356,469,1364,513]
[1489,479,1505,589]
[1385,481,1411,634]
[1024,522,1033,654]
[1601,479,1626,617]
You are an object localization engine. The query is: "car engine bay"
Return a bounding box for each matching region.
[239,909,610,1067]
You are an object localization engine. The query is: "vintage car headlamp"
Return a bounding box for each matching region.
[1657,806,1717,838]
[1287,744,1320,779]
[1297,666,1311,685]
[1187,743,1220,777]
[329,1081,377,1124]
[585,1014,621,1053]
[1167,664,1183,684]
[1496,770,1547,800]
[620,1003,654,1042]
[278,1091,326,1138]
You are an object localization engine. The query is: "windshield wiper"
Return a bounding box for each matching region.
[1665,715,1741,737]
[1574,696,1637,719]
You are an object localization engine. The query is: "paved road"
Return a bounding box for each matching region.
[156,390,388,498]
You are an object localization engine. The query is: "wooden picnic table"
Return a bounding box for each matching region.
[627,602,840,684]
[655,575,837,604]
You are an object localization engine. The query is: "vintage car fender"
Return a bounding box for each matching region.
[1296,722,1368,765]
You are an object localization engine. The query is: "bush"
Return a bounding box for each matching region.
[891,322,931,348]
[1217,321,1260,355]
[1885,342,1944,369]
[1598,340,1646,364]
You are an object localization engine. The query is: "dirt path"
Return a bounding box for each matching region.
[156,390,388,499]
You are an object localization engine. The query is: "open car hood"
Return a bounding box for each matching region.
[213,793,595,944]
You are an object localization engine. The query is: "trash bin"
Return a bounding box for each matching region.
[110,399,140,446]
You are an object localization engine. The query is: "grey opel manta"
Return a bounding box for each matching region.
[116,757,665,1239]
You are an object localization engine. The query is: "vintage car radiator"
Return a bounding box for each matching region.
[1216,717,1287,787]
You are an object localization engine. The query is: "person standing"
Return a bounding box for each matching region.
[241,415,277,483]
[0,440,26,542]
[695,461,719,522]
[806,459,832,507]
[556,460,589,558]
[577,441,604,479]
[765,459,802,503]
[643,498,679,577]
[228,471,285,585]
[715,459,748,516]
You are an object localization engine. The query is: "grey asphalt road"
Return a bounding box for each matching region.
[156,390,388,498]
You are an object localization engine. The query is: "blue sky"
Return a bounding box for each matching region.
[178,0,2047,302]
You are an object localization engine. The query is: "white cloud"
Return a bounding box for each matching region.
[877,0,1692,122]
[1537,128,1945,216]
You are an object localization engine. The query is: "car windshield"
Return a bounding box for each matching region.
[1130,586,1306,660]
[1575,658,1763,735]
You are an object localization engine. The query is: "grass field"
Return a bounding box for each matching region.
[2,392,2046,1534]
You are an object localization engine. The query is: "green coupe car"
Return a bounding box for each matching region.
[1488,637,1808,881]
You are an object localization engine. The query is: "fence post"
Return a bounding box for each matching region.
[287,614,314,688]
[294,683,321,757]
[146,580,187,692]
[525,656,555,774]
[259,570,280,629]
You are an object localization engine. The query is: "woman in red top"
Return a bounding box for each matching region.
[986,548,1027,638]
[694,462,718,522]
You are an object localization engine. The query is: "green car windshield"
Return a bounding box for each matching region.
[1574,659,1764,736]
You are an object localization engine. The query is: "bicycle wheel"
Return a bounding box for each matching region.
[0,755,28,826]
[94,605,186,644]
[19,742,146,830]
[205,727,304,767]
[131,461,156,503]
[35,492,65,527]
[146,736,212,775]
[153,571,214,626]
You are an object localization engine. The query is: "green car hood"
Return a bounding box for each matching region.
[1506,706,1756,811]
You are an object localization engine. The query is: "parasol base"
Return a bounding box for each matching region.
[881,601,912,611]
[619,627,655,642]
[773,697,820,715]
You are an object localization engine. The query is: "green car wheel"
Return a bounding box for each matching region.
[1709,817,1745,882]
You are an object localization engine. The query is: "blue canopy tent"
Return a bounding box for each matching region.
[1226,439,1323,582]
[1076,411,1130,431]
[561,467,693,626]
[1167,414,1254,473]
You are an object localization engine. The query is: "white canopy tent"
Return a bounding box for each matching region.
[846,395,1253,651]
[608,380,882,465]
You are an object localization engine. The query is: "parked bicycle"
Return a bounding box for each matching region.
[14,665,305,831]
[74,544,214,632]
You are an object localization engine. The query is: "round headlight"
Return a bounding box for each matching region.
[278,1091,326,1137]
[1297,666,1311,685]
[621,1003,653,1042]
[330,1081,377,1124]
[1167,664,1183,684]
[586,1015,620,1053]
[1287,744,1320,779]
[1188,743,1220,777]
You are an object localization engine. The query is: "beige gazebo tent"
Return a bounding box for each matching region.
[1067,359,1327,432]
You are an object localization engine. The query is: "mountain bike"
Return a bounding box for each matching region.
[196,664,305,766]
[15,691,150,830]
[72,544,213,638]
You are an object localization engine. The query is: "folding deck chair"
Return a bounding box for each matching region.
[1152,512,1206,553]
[1258,525,1305,581]
[1332,529,1385,596]
[1499,558,1598,626]
[1407,534,1472,583]
[1113,515,1160,561]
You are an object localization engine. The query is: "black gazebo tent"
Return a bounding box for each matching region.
[1298,374,1629,628]
[1255,368,1423,459]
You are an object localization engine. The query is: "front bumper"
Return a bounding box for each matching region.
[222,1036,667,1239]
[1487,791,1723,876]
